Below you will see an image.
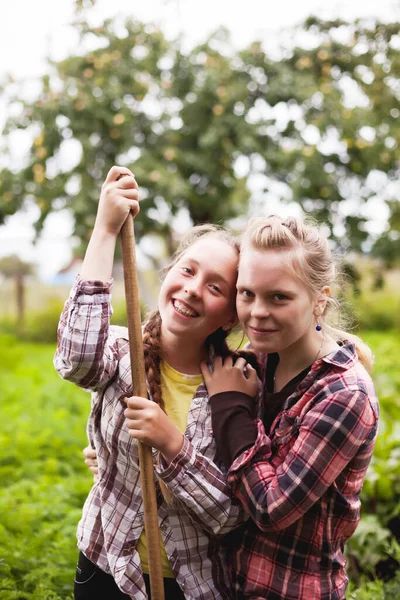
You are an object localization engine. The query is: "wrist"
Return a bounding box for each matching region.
[91,225,119,241]
[160,431,184,465]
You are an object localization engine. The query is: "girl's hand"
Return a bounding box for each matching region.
[96,165,140,236]
[83,445,99,482]
[124,397,184,464]
[201,356,259,398]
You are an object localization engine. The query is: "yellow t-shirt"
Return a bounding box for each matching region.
[137,360,203,577]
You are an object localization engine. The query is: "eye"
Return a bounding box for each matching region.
[181,266,194,275]
[209,284,222,294]
[273,293,288,301]
[240,289,254,298]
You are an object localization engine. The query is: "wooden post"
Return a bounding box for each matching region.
[120,213,165,600]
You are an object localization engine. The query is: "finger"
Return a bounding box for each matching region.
[83,446,96,459]
[247,368,259,385]
[125,418,142,431]
[105,165,133,183]
[129,201,140,218]
[213,356,223,372]
[127,427,148,442]
[223,355,233,368]
[120,188,139,206]
[124,396,149,409]
[233,357,247,371]
[117,175,138,190]
[200,360,211,386]
[119,188,139,201]
[124,407,141,420]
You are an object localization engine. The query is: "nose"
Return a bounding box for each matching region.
[184,279,201,298]
[251,298,270,320]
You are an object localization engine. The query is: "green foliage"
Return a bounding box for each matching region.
[0,330,399,597]
[0,17,399,259]
[351,290,400,331]
[0,297,146,343]
[348,570,400,600]
[340,262,400,332]
[0,335,91,599]
[0,298,64,343]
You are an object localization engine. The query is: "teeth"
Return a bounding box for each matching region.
[173,300,198,317]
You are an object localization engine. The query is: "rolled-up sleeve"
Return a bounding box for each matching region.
[156,436,247,536]
[53,276,119,392]
[228,388,378,533]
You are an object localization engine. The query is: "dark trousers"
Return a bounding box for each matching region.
[74,551,185,599]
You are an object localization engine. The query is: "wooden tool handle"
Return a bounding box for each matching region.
[120,213,165,600]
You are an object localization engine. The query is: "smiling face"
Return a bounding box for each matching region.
[158,236,238,346]
[236,246,320,356]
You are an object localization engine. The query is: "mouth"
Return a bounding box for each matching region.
[172,299,199,318]
[248,325,278,336]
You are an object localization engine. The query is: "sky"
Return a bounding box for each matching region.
[0,0,399,280]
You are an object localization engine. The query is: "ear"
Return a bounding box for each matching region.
[222,314,239,331]
[314,286,330,316]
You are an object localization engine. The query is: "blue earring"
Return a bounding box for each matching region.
[316,321,322,332]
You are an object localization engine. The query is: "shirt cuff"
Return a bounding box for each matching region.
[156,436,196,485]
[71,275,113,303]
[228,419,272,477]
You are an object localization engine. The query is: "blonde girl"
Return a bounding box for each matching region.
[201,215,379,600]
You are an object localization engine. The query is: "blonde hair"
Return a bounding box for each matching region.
[142,224,240,502]
[242,215,374,372]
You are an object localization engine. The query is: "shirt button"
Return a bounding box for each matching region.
[194,398,201,405]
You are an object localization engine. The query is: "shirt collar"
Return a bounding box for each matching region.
[320,341,357,371]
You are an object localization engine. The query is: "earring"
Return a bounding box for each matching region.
[316,320,322,332]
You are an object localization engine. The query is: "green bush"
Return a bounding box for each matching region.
[0,299,146,344]
[0,335,91,599]
[350,291,400,331]
[340,268,400,332]
[23,299,65,343]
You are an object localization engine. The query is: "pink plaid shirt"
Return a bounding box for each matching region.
[224,344,379,599]
[54,277,245,600]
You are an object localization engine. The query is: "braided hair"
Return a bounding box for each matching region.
[142,224,241,410]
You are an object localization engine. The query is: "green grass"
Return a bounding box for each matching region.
[0,331,399,598]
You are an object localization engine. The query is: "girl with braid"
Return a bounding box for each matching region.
[54,166,257,600]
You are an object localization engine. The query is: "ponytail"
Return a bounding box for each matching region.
[325,325,374,372]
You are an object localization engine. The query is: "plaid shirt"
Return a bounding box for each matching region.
[54,277,245,600]
[225,344,379,600]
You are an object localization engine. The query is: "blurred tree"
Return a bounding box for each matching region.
[0,255,34,330]
[0,16,399,260]
[237,16,400,254]
[371,200,400,267]
[0,20,251,258]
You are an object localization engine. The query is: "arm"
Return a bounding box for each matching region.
[54,166,139,390]
[227,388,378,533]
[123,394,248,535]
[157,436,248,536]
